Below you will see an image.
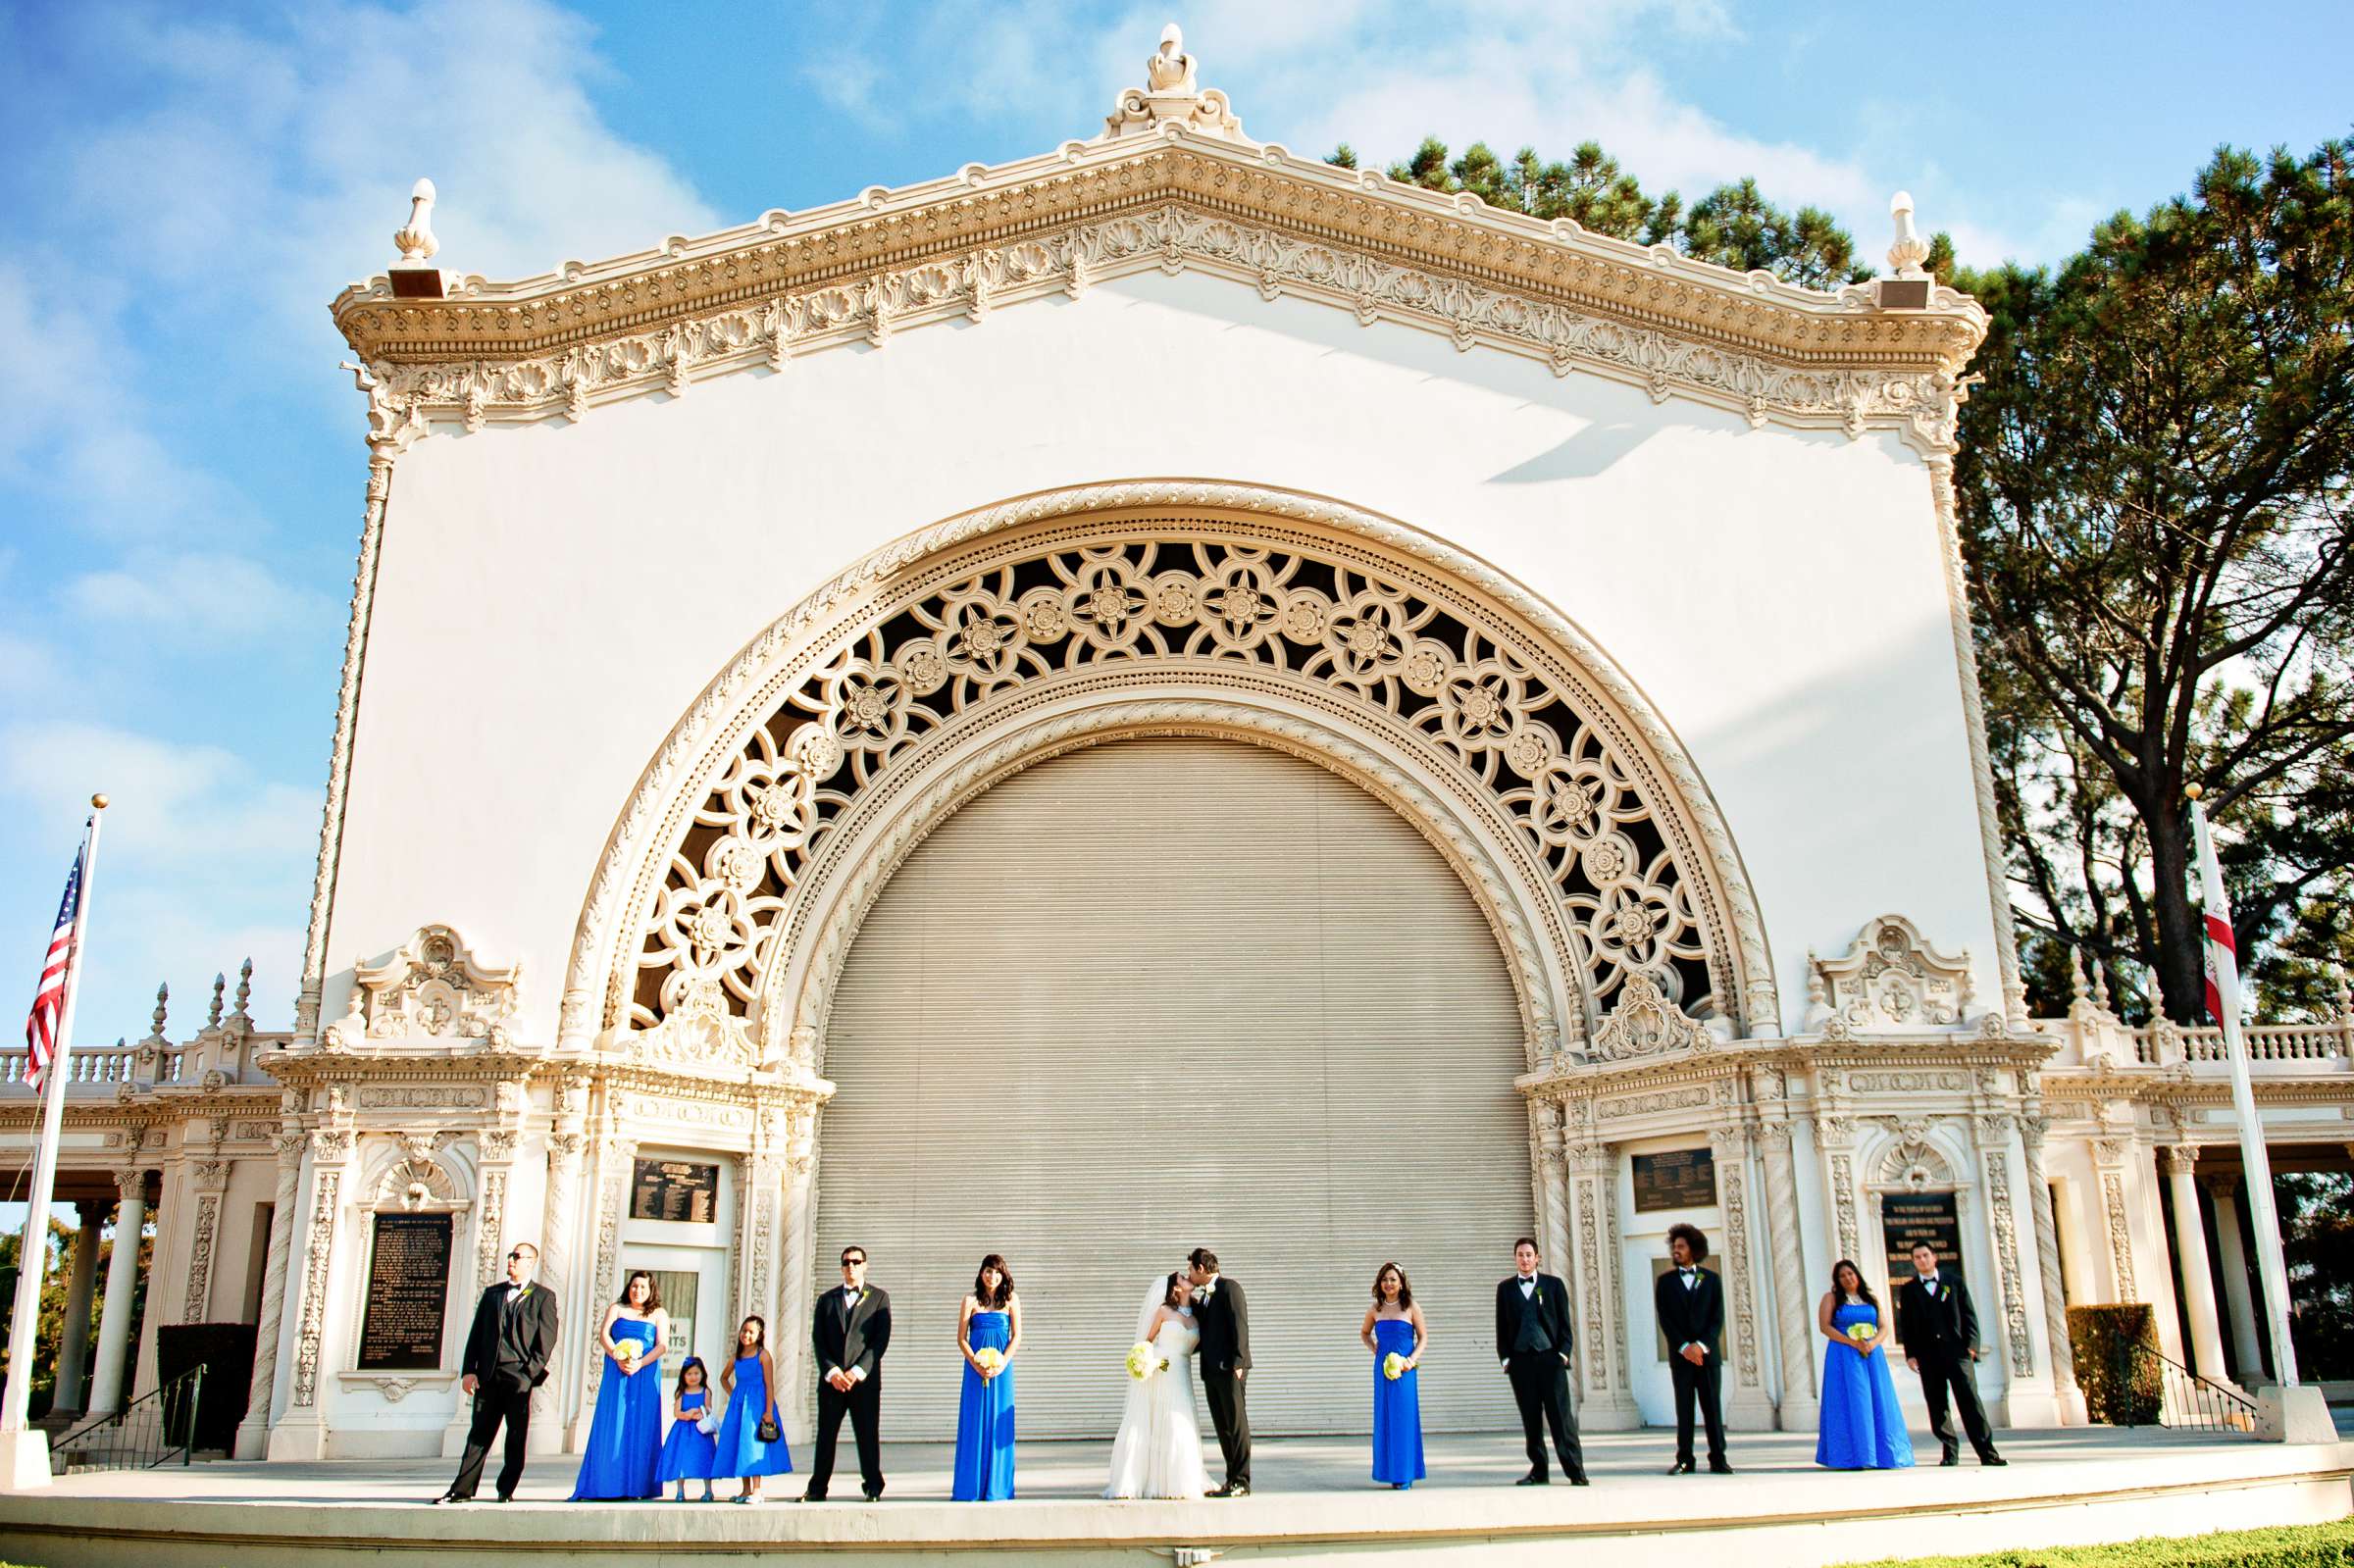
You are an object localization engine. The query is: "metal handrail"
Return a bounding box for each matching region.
[51,1364,205,1472]
[2107,1337,2259,1435]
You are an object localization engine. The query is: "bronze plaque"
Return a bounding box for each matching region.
[357,1211,454,1370]
[1881,1189,1964,1340]
[631,1158,720,1225]
[1631,1147,1716,1213]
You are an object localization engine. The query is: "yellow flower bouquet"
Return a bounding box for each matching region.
[1382,1351,1408,1381]
[1846,1322,1878,1345]
[972,1346,1005,1378]
[1125,1341,1168,1381]
[612,1339,644,1370]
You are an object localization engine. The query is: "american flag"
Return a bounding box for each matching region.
[24,844,86,1094]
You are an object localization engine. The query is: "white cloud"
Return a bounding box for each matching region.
[68,549,337,642]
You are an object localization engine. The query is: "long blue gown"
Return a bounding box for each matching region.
[1816,1299,1916,1470]
[1370,1317,1426,1487]
[952,1309,1016,1500]
[713,1351,794,1478]
[571,1316,664,1498]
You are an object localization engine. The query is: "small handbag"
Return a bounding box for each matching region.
[755,1413,782,1443]
[695,1411,720,1436]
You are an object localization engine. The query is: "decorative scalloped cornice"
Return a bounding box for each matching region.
[331,133,1983,453]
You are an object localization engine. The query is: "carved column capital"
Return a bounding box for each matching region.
[2200,1170,2240,1196]
[114,1167,148,1203]
[2164,1143,2199,1176]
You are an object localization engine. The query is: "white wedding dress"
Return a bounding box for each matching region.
[1104,1304,1211,1499]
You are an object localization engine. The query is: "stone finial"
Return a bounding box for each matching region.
[2091,956,2113,1013]
[234,957,253,1022]
[1887,191,1930,279]
[2068,946,2090,1007]
[1103,21,1246,142]
[149,983,169,1041]
[2332,965,2351,1020]
[393,177,439,266]
[206,974,226,1031]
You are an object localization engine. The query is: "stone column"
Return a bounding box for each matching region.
[87,1169,147,1417]
[1532,1102,1572,1318]
[266,1128,353,1460]
[2021,1116,2084,1421]
[539,1072,589,1437]
[572,1135,637,1448]
[2205,1173,2263,1379]
[453,1130,518,1459]
[1970,1112,2040,1389]
[1708,1122,1774,1429]
[234,1133,307,1457]
[2164,1147,2231,1385]
[179,1160,230,1328]
[1757,1116,1819,1431]
[2092,1138,2139,1302]
[1564,1138,1638,1429]
[50,1205,105,1416]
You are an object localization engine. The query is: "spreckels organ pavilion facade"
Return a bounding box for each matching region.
[34,31,2337,1465]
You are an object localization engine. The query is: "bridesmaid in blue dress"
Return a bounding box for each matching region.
[714,1315,793,1502]
[952,1253,1023,1501]
[1360,1261,1426,1489]
[1816,1259,1916,1470]
[571,1270,669,1499]
[658,1357,719,1501]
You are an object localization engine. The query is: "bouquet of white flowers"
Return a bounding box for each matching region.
[972,1346,1005,1379]
[612,1338,644,1371]
[1846,1321,1878,1346]
[1382,1351,1408,1382]
[1125,1341,1168,1381]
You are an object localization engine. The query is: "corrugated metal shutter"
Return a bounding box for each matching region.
[816,737,1532,1438]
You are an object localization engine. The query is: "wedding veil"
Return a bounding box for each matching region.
[1135,1271,1178,1341]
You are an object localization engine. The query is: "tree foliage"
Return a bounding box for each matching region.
[1955,137,2354,1021]
[1328,135,1874,286]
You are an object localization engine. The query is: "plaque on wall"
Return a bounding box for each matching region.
[631,1159,720,1225]
[357,1211,454,1370]
[1881,1189,1964,1340]
[1631,1147,1716,1213]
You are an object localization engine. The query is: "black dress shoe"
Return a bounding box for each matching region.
[431,1492,469,1505]
[1709,1459,1734,1475]
[1939,1452,1959,1466]
[1225,1484,1250,1498]
[797,1492,828,1503]
[1515,1470,1549,1486]
[1981,1454,2008,1467]
[1667,1459,1695,1475]
[863,1489,884,1501]
[494,1493,513,1502]
[1569,1473,1590,1486]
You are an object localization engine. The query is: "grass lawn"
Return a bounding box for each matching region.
[1836,1519,2354,1567]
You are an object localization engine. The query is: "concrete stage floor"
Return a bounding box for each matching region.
[3,1426,2351,1566]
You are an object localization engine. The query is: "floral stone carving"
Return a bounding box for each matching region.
[1584,973,1714,1062]
[1807,914,1975,1032]
[347,924,520,1045]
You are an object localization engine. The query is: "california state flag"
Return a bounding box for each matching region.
[2189,797,2239,1028]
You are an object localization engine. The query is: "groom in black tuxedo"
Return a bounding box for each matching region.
[435,1241,558,1503]
[1188,1247,1252,1497]
[1495,1237,1586,1485]
[804,1243,893,1501]
[1897,1239,2005,1467]
[1655,1222,1731,1474]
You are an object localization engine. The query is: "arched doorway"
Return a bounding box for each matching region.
[814,735,1531,1437]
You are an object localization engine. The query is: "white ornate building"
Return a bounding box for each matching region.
[8,34,2349,1461]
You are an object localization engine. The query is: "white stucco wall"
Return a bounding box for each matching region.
[326,266,1999,1038]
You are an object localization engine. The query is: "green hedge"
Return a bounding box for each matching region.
[1835,1519,2354,1568]
[2069,1302,2165,1425]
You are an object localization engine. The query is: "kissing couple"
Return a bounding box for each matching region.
[1103,1247,1252,1500]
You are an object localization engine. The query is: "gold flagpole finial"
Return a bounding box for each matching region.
[2183,783,2203,801]
[90,793,109,810]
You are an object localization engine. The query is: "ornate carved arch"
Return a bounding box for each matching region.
[560,481,1777,1065]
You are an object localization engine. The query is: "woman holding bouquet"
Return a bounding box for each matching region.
[1815,1259,1915,1470]
[1360,1261,1426,1489]
[952,1254,1023,1500]
[570,1269,669,1499]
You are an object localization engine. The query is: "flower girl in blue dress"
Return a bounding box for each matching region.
[714,1316,793,1503]
[658,1356,719,1501]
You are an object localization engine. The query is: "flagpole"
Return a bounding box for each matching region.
[2187,785,2299,1388]
[1,795,105,1474]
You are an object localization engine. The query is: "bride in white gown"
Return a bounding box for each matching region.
[1104,1272,1212,1499]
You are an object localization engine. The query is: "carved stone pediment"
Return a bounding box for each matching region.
[1587,972,1713,1062]
[614,979,759,1072]
[339,924,520,1047]
[1807,914,1974,1032]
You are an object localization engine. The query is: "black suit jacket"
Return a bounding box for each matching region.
[1655,1265,1725,1359]
[462,1281,559,1391]
[1195,1277,1251,1373]
[1896,1274,1979,1363]
[1495,1274,1574,1364]
[813,1284,892,1382]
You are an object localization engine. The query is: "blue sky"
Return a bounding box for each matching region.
[1,0,2348,1043]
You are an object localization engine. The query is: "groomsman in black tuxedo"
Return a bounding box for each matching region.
[804,1243,893,1501]
[1655,1222,1731,1474]
[1188,1247,1253,1497]
[1494,1237,1586,1485]
[1897,1239,2006,1467]
[435,1241,559,1503]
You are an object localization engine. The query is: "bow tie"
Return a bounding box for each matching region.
[1679,1268,1696,1279]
